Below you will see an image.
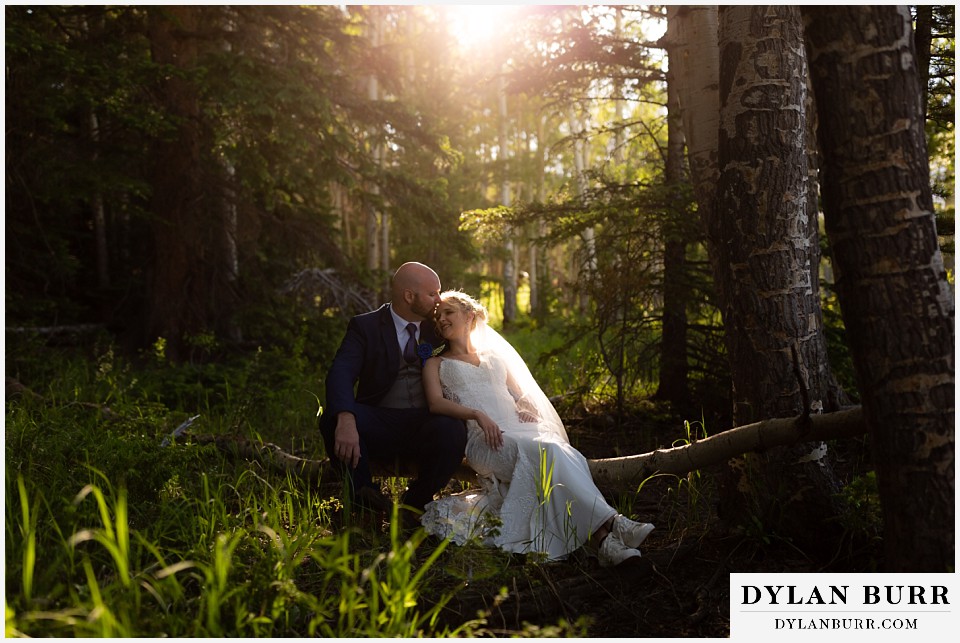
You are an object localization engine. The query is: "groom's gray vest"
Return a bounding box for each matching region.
[378,360,427,409]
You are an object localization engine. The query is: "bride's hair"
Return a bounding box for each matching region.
[439,290,488,329]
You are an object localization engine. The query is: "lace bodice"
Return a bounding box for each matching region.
[439,355,516,427]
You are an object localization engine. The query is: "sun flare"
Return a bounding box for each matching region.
[442,5,523,50]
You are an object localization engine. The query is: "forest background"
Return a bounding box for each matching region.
[4,4,956,638]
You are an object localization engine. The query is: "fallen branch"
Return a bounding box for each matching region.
[5,376,44,401]
[186,434,334,483]
[6,323,104,335]
[8,373,866,488]
[178,408,865,498]
[588,406,865,487]
[5,376,118,420]
[178,433,480,484]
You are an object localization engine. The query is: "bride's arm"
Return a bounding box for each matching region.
[422,357,504,450]
[505,368,541,423]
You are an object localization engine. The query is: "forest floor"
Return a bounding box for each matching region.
[315,407,880,639]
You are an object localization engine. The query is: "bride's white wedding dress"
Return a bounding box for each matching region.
[421,353,618,561]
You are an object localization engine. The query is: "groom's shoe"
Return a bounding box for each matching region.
[357,486,393,515]
[613,515,655,549]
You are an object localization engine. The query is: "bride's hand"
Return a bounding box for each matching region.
[475,411,504,451]
[518,410,539,423]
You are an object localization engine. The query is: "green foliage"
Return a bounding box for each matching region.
[5,470,475,637]
[647,419,715,536]
[4,342,456,636]
[836,472,883,541]
[921,5,955,211]
[500,314,604,413]
[4,5,472,354]
[7,337,611,637]
[821,470,883,570]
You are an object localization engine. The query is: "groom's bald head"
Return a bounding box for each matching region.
[391,262,442,321]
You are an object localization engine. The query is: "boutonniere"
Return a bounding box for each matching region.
[417,342,445,365]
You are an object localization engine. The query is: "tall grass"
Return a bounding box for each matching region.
[4,329,700,637]
[5,466,480,637]
[5,339,484,637]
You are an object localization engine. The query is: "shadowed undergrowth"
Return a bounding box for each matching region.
[7,335,875,637]
[5,339,602,637]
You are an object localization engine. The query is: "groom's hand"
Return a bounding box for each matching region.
[334,412,361,468]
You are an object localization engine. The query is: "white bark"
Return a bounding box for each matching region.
[589,407,865,487]
[498,74,517,324]
[665,6,720,213]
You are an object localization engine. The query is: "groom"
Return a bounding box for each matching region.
[320,262,467,526]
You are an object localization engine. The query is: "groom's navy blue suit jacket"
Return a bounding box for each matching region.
[325,303,444,418]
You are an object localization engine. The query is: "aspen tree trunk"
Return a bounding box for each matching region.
[803,5,955,572]
[668,6,849,552]
[526,112,540,317]
[218,16,241,343]
[914,5,932,122]
[717,5,838,423]
[567,104,596,313]
[365,7,381,276]
[655,66,689,407]
[612,6,625,167]
[665,6,720,271]
[532,113,551,322]
[714,5,847,548]
[498,74,517,327]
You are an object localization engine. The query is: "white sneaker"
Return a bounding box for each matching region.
[598,531,641,567]
[613,514,655,549]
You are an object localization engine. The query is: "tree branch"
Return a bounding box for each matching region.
[587,407,865,487]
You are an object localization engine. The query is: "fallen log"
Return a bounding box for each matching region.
[587,406,865,487]
[6,323,104,335]
[5,376,118,420]
[178,407,865,492]
[180,433,478,484]
[186,434,335,483]
[7,376,865,488]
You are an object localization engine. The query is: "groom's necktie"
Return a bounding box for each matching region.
[403,323,418,364]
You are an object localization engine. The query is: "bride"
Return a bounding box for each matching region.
[420,291,654,566]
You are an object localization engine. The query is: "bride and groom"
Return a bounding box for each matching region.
[321,262,654,567]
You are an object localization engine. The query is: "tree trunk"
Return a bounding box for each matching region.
[89,110,110,290]
[568,105,596,314]
[589,407,865,487]
[655,66,690,408]
[365,7,382,277]
[190,407,866,491]
[802,5,955,572]
[145,6,221,360]
[532,112,551,324]
[711,5,849,551]
[914,5,932,122]
[665,6,721,284]
[498,74,517,327]
[717,5,837,422]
